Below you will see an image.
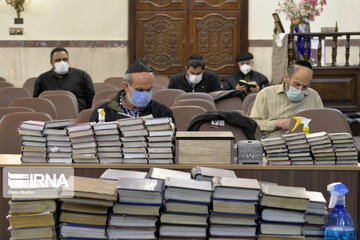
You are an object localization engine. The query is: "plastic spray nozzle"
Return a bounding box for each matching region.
[327,182,348,208]
[98,108,105,123]
[291,116,311,134]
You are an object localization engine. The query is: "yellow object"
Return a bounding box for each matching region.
[97,108,105,123]
[292,116,311,134]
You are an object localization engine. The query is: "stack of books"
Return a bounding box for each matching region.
[7,192,57,239]
[100,169,148,181]
[209,177,259,239]
[67,123,98,163]
[329,132,358,165]
[59,176,117,240]
[18,120,47,163]
[145,117,175,164]
[117,118,148,164]
[93,121,123,164]
[261,137,289,165]
[259,184,309,239]
[108,178,163,240]
[306,132,335,165]
[44,119,75,164]
[283,132,312,165]
[191,166,237,182]
[304,191,328,239]
[160,177,212,239]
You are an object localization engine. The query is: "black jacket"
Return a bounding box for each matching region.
[89,89,175,123]
[33,68,95,112]
[168,71,221,93]
[187,110,262,140]
[223,70,269,94]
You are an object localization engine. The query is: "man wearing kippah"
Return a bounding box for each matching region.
[90,60,175,122]
[223,52,269,95]
[250,60,323,138]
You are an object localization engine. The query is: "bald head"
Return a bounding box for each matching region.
[284,64,313,91]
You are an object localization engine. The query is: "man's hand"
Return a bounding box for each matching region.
[250,84,260,93]
[235,84,247,92]
[275,119,291,130]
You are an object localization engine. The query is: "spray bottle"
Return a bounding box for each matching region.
[291,116,311,134]
[97,108,105,123]
[324,182,356,240]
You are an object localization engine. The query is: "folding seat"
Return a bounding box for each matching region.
[92,89,118,107]
[172,99,216,111]
[0,87,31,108]
[41,94,78,119]
[76,109,94,124]
[93,83,118,94]
[104,77,124,89]
[10,97,57,120]
[152,89,186,108]
[174,92,215,105]
[170,106,207,131]
[0,107,34,120]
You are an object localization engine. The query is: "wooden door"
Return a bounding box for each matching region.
[189,11,241,74]
[136,12,187,73]
[189,0,241,10]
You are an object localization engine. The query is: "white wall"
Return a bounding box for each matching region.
[0,0,359,86]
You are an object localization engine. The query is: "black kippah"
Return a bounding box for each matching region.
[295,60,313,70]
[125,60,152,74]
[236,52,253,62]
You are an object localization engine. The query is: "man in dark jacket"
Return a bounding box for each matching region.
[33,47,95,112]
[90,60,175,123]
[168,54,221,93]
[223,52,269,95]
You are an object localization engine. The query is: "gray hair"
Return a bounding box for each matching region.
[287,64,313,79]
[123,72,155,86]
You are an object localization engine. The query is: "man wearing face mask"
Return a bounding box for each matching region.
[168,54,221,93]
[250,60,323,138]
[33,47,95,112]
[89,60,175,123]
[223,52,269,94]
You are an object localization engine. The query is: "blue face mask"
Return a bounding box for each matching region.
[286,81,306,102]
[128,86,152,108]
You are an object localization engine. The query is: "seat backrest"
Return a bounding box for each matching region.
[173,99,216,111]
[247,101,255,116]
[0,112,52,154]
[0,82,14,89]
[93,99,109,109]
[0,87,31,107]
[94,83,118,94]
[39,90,79,113]
[170,106,207,131]
[0,77,6,82]
[0,107,35,120]
[41,95,78,119]
[152,89,186,107]
[9,97,57,120]
[175,92,215,105]
[107,93,117,101]
[289,108,352,134]
[215,96,243,111]
[104,77,124,89]
[22,77,37,96]
[153,83,166,91]
[199,122,248,142]
[242,93,257,115]
[154,75,170,88]
[76,109,94,124]
[92,89,119,107]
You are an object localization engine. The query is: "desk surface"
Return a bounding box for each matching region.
[0,154,359,170]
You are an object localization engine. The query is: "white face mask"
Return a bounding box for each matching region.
[189,73,202,84]
[240,64,252,75]
[54,61,69,75]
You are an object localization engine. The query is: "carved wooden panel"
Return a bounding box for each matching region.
[190,0,241,10]
[136,12,187,73]
[136,0,187,10]
[312,68,360,112]
[190,12,240,74]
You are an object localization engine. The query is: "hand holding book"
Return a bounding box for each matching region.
[238,80,258,93]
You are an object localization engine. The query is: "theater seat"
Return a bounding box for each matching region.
[0,82,14,89]
[174,92,215,105]
[23,77,37,96]
[76,109,94,124]
[9,97,57,120]
[290,108,352,134]
[94,83,118,94]
[0,112,52,154]
[152,89,185,108]
[0,77,6,82]
[170,106,207,131]
[104,77,124,89]
[242,93,257,115]
[0,87,31,108]
[172,99,216,111]
[41,94,78,119]
[92,89,118,107]
[0,107,35,120]
[215,97,243,111]
[93,100,109,109]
